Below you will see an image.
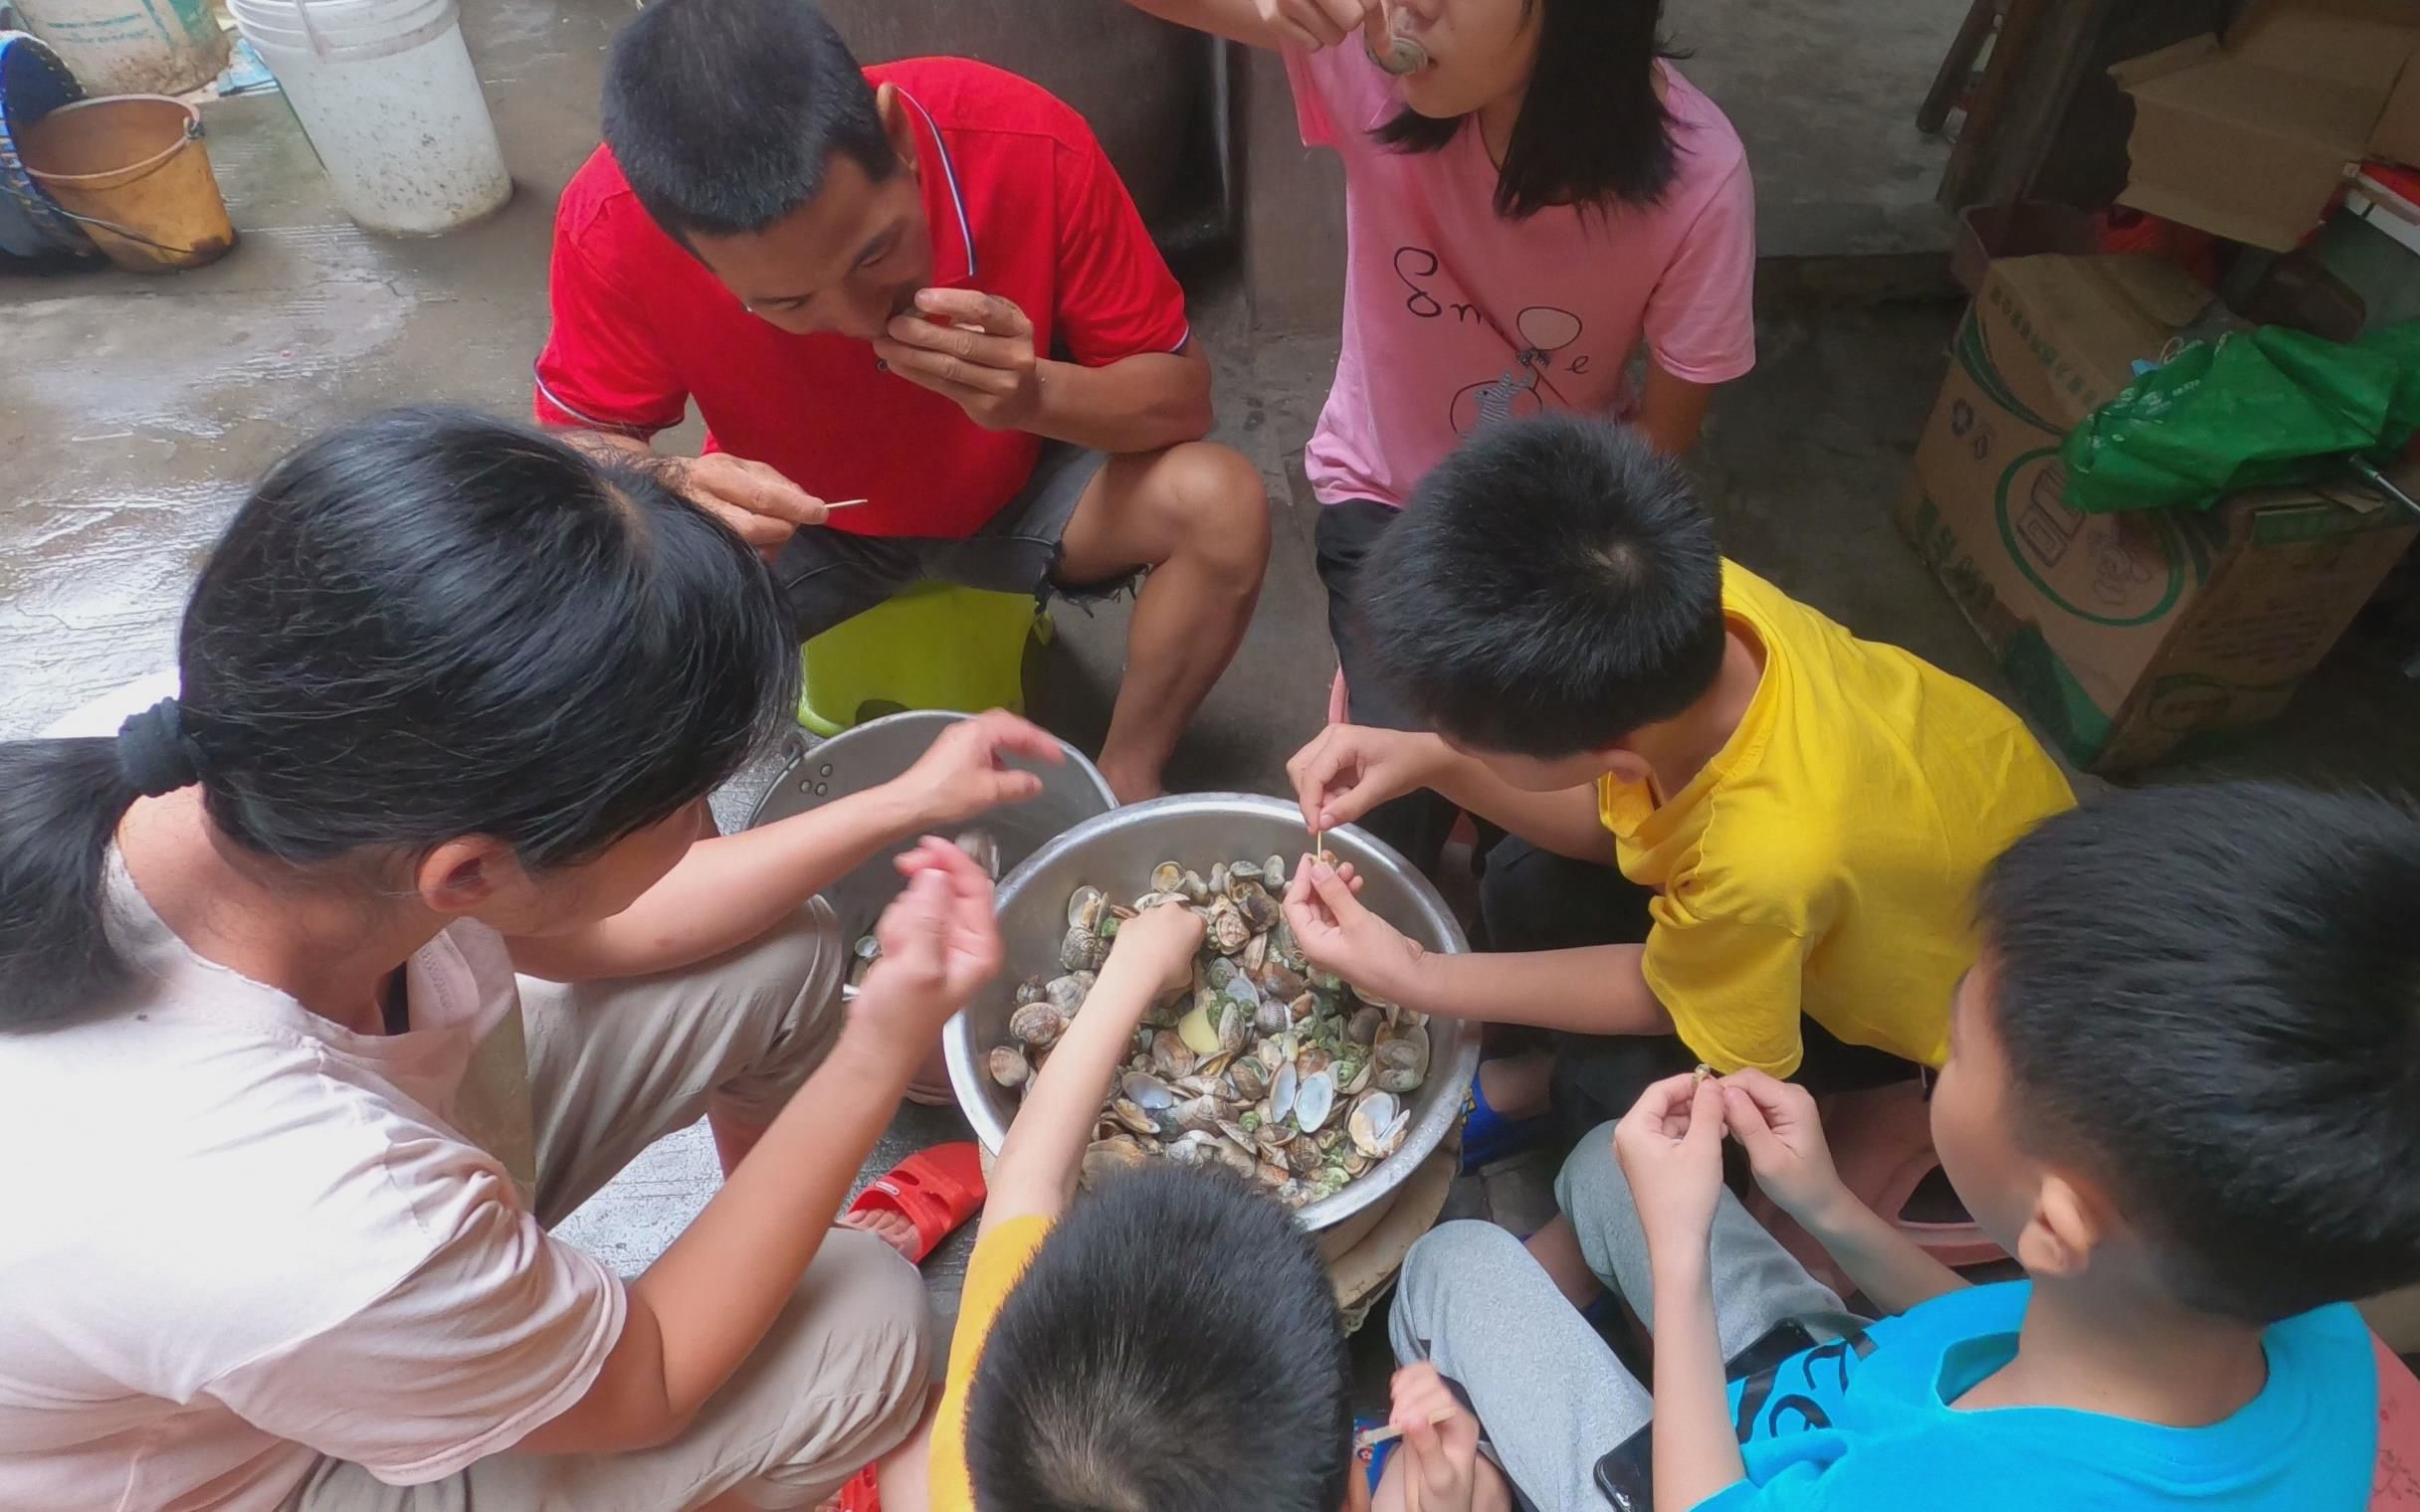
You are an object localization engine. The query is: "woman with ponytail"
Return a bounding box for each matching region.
[0,408,1053,1510]
[1126,0,1756,875]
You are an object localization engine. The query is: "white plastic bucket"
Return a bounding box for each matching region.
[226,0,509,236]
[16,0,230,94]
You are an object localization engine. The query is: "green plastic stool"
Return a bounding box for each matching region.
[798,583,1050,737]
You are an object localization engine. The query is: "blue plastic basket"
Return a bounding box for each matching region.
[0,31,94,260]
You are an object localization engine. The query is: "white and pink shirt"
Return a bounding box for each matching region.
[0,854,620,1511]
[1287,44,1758,508]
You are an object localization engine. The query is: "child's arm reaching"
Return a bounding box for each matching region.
[1721,1070,1968,1313]
[978,901,1206,1234]
[1614,1073,1748,1512]
[1281,859,1674,1036]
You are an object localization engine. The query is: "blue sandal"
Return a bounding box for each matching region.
[1354,1418,1403,1494]
[1460,1064,1549,1172]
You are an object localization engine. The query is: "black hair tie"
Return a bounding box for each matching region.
[114,697,206,797]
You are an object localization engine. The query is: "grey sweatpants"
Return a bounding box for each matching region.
[1390,1123,1844,1512]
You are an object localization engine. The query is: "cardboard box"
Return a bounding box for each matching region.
[2113,0,2420,251]
[1897,254,2419,773]
[2377,53,2420,168]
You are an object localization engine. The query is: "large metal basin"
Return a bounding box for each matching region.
[945,793,1480,1234]
[745,710,1116,945]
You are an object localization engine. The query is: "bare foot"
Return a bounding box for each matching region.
[839,1208,924,1262]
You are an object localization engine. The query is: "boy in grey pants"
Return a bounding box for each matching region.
[1391,1126,1848,1512]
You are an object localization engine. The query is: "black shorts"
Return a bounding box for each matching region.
[773,443,1132,638]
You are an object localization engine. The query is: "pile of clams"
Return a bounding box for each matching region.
[986,853,1433,1210]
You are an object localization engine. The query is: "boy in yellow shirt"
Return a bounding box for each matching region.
[904,899,1487,1512]
[1285,414,2072,1280]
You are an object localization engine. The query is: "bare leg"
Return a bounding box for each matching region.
[874,1387,944,1512]
[1478,1051,1554,1121]
[1056,442,1270,804]
[1523,1213,1606,1312]
[710,1110,768,1178]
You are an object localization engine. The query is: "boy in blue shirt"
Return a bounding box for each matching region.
[1377,781,2420,1511]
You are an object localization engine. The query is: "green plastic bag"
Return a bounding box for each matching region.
[2060,321,2420,514]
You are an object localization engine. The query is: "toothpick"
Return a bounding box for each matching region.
[821,498,871,510]
[1355,1406,1458,1451]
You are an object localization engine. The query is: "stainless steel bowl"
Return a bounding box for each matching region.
[745,710,1117,944]
[945,793,1480,1233]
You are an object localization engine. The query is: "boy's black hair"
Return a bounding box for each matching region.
[1375,0,1685,219]
[1978,782,2420,1325]
[1357,414,1727,759]
[601,0,895,241]
[965,1165,1352,1512]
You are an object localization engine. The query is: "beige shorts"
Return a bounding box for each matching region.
[284,902,933,1512]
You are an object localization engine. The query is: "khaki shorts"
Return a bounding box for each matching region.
[284,903,934,1512]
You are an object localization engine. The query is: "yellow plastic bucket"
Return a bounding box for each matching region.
[21,94,235,272]
[798,584,1048,738]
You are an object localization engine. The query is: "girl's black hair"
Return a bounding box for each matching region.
[1374,0,1684,219]
[0,407,799,1032]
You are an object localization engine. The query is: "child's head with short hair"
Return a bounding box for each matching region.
[965,1164,1353,1512]
[1934,781,2420,1323]
[1358,413,1726,790]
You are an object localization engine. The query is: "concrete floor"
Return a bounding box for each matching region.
[1669,0,1963,262]
[10,0,2420,1354]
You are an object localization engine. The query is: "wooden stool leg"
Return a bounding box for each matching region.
[1917,0,2002,133]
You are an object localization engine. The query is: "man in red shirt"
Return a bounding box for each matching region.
[535,0,1269,803]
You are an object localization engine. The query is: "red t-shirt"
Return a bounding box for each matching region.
[533,58,1191,538]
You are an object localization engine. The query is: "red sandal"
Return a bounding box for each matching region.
[828,1462,880,1512]
[846,1142,986,1264]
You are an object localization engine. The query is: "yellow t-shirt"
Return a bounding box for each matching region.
[1599,562,2074,1075]
[925,1214,1054,1512]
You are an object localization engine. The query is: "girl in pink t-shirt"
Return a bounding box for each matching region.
[1130,0,1755,872]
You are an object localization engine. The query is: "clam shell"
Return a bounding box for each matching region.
[1167,1129,1222,1167]
[1295,1069,1336,1133]
[1270,1061,1299,1127]
[1173,1094,1224,1132]
[1060,924,1109,973]
[1081,1137,1149,1189]
[1120,1071,1176,1110]
[1229,1057,1270,1101]
[1009,1002,1068,1048]
[1348,1090,1404,1158]
[988,1044,1032,1089]
[1067,885,1106,931]
[1110,1098,1161,1137]
[1228,878,1282,932]
[1206,897,1252,955]
[1151,1029,1199,1078]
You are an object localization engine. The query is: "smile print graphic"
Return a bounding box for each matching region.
[1452,305,1584,435]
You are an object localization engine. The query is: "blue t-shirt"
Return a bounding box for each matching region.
[1695,1282,2376,1511]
